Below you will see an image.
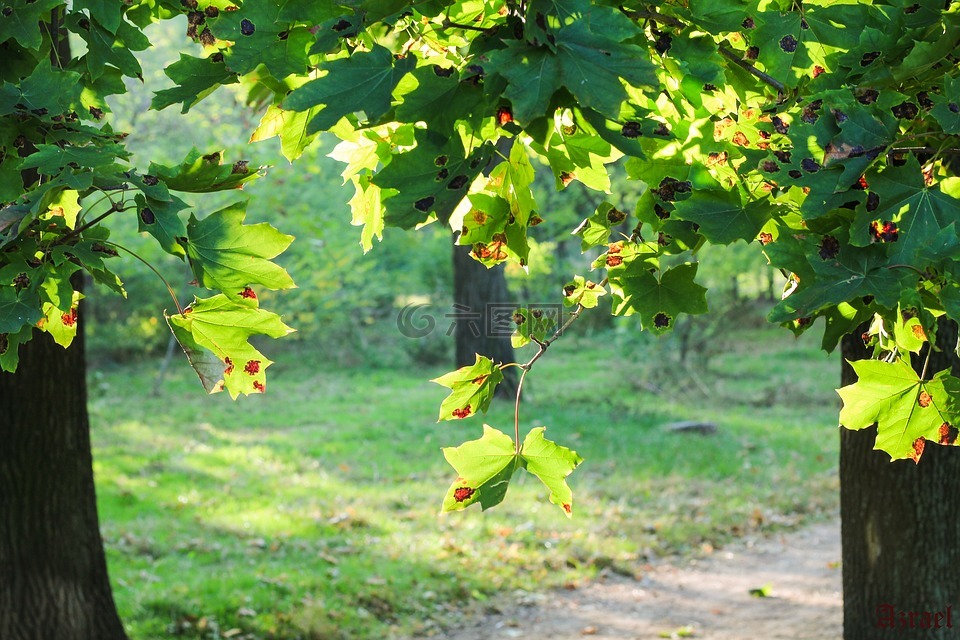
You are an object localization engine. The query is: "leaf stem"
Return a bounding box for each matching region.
[886,263,928,278]
[509,278,608,453]
[102,240,185,315]
[920,344,933,381]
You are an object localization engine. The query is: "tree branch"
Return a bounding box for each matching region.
[619,7,686,29]
[717,44,786,94]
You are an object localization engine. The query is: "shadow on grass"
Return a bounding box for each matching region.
[89,328,841,639]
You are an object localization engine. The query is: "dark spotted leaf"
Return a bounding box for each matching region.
[672,189,773,245]
[608,262,708,334]
[511,306,559,348]
[562,275,606,308]
[372,130,491,229]
[838,359,960,461]
[150,149,261,193]
[0,0,62,49]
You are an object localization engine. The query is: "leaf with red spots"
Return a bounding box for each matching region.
[838,359,960,461]
[521,427,584,517]
[431,355,504,422]
[38,290,82,348]
[166,293,294,399]
[441,425,584,515]
[441,425,521,513]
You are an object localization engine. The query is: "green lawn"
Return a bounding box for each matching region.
[90,324,841,639]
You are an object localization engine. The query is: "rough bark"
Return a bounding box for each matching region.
[840,319,960,639]
[0,311,128,640]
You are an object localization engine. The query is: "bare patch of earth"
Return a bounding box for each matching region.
[435,519,841,640]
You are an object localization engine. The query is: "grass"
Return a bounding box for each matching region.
[89,321,841,639]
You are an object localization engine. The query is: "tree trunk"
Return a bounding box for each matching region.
[452,242,519,396]
[840,319,960,639]
[0,308,128,639]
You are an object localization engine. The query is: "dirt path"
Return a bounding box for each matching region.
[437,519,842,640]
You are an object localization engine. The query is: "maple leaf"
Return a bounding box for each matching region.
[838,359,960,461]
[166,294,294,399]
[431,355,504,421]
[184,201,295,293]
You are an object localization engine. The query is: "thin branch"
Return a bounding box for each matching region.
[619,7,686,29]
[890,146,960,156]
[102,241,185,315]
[507,277,610,451]
[59,203,131,245]
[717,44,786,93]
[442,17,492,33]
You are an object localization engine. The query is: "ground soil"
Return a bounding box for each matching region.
[437,519,842,640]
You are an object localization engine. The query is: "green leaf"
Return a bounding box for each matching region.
[283,45,416,133]
[135,193,188,258]
[0,59,83,116]
[930,75,960,134]
[68,13,147,81]
[573,202,626,250]
[19,143,127,174]
[347,174,384,253]
[38,289,81,348]
[0,286,42,333]
[838,359,960,461]
[395,64,486,132]
[441,425,584,515]
[249,103,320,163]
[209,3,312,79]
[373,130,492,229]
[487,19,656,122]
[150,148,262,193]
[521,427,583,516]
[166,293,294,399]
[184,201,295,293]
[511,306,559,348]
[431,354,505,421]
[562,275,606,308]
[441,425,520,513]
[768,240,908,323]
[608,262,709,334]
[0,0,61,49]
[151,54,239,113]
[672,189,772,245]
